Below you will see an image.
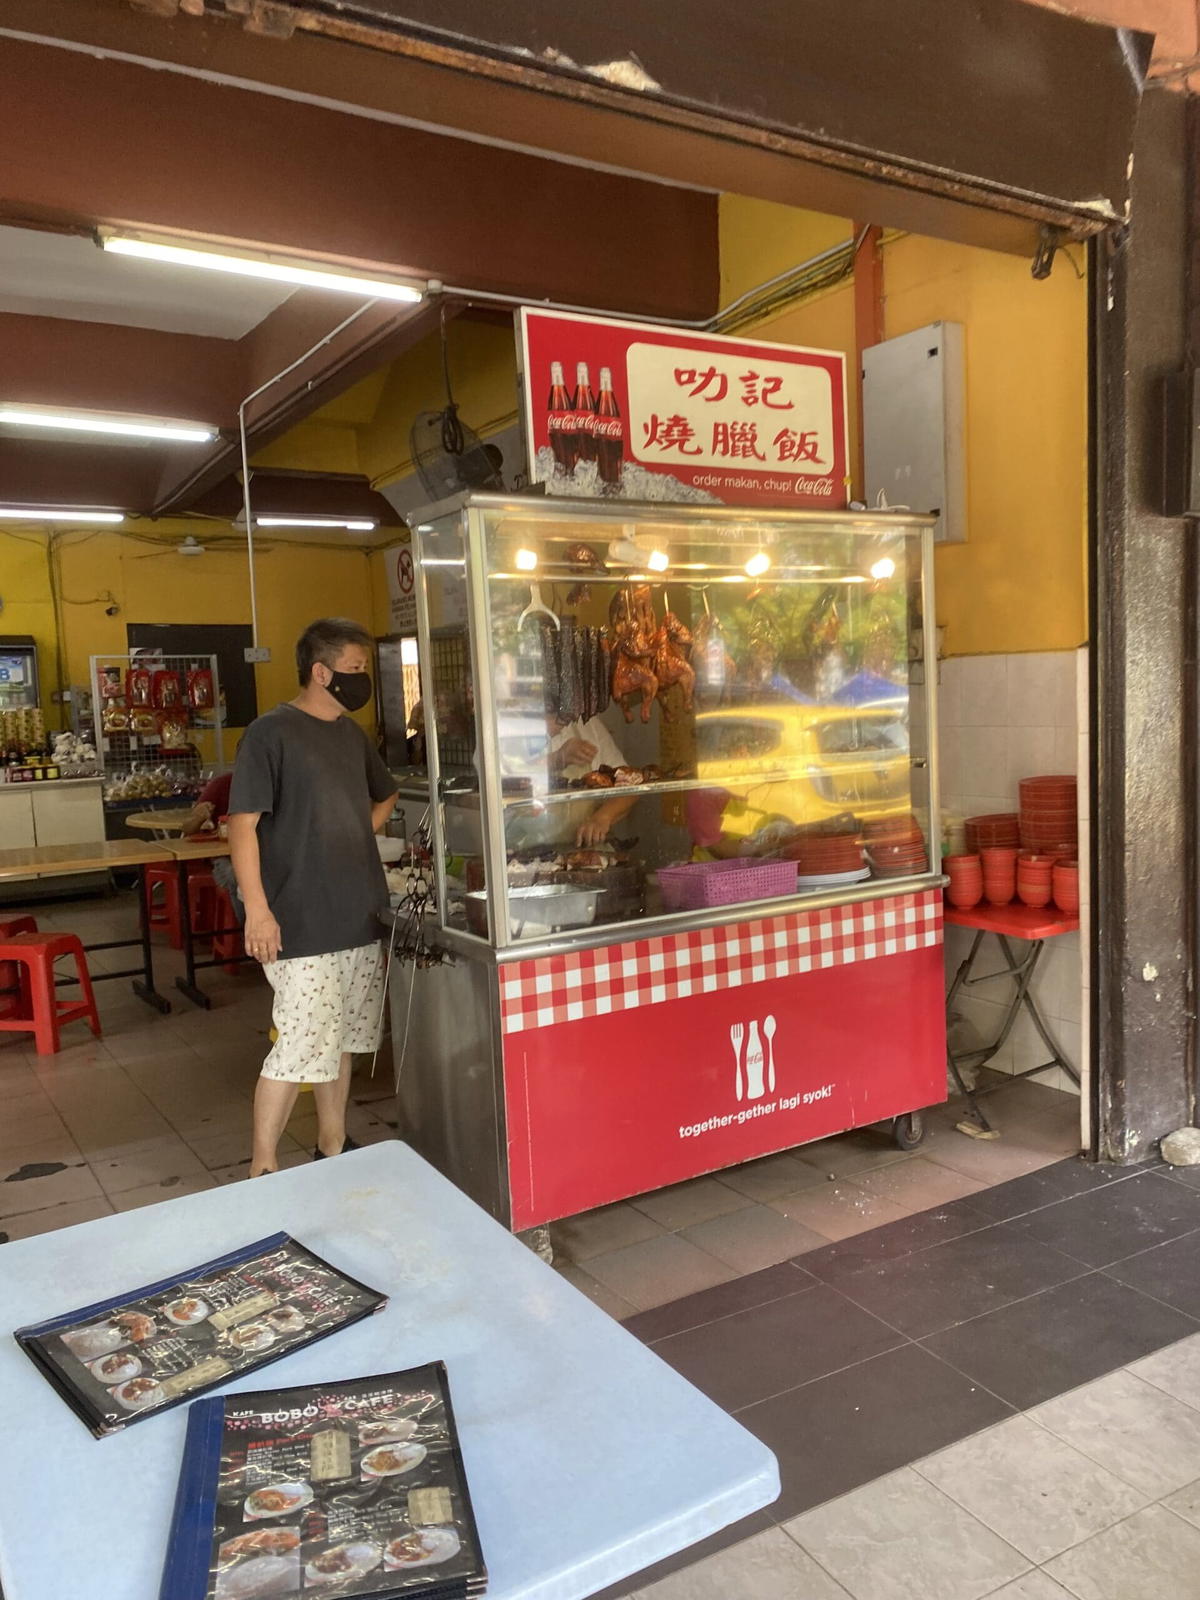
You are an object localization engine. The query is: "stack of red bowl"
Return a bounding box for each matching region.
[1019,775,1077,856]
[965,813,1020,854]
[864,815,928,878]
[1053,859,1080,914]
[944,853,983,909]
[981,846,1019,905]
[782,831,865,878]
[1016,852,1056,909]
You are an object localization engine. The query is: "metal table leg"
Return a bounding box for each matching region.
[173,859,211,1009]
[131,863,171,1013]
[946,929,1079,1132]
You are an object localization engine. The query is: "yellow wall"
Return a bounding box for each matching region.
[2,521,378,737]
[718,195,1088,656]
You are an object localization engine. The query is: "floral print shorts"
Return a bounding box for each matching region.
[260,942,385,1083]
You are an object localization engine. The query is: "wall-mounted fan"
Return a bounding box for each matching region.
[409,307,504,502]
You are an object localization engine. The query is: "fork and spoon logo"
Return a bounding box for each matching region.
[729,1016,778,1102]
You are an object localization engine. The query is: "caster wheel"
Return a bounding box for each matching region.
[892,1112,925,1151]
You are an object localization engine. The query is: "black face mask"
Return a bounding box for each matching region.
[325,669,373,712]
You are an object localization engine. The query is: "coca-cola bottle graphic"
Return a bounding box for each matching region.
[594,366,624,493]
[573,361,597,463]
[547,361,577,475]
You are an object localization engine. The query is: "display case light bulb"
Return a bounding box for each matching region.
[870,556,897,580]
[647,548,669,573]
[744,551,771,578]
[515,547,538,571]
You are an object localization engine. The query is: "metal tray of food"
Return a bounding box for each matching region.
[467,883,606,938]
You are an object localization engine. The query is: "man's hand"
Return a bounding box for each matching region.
[553,736,598,773]
[576,807,616,847]
[243,905,282,965]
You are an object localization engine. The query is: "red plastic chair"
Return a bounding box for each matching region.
[144,859,210,949]
[187,871,219,941]
[0,932,101,1056]
[0,915,38,1022]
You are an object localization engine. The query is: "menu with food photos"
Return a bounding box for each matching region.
[159,1365,487,1600]
[14,1234,386,1437]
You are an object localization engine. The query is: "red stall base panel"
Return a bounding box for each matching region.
[501,890,946,1230]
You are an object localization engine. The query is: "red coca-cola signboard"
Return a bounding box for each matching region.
[520,307,849,509]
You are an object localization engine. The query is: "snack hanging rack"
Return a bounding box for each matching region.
[89,652,225,795]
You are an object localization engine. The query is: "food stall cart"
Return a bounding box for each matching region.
[390,492,946,1231]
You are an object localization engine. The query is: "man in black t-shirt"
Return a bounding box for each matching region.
[228,618,399,1177]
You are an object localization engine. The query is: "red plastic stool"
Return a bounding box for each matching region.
[144,859,210,950]
[0,916,38,1022]
[0,933,102,1056]
[211,887,245,974]
[187,871,219,941]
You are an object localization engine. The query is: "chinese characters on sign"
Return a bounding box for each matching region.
[520,309,848,509]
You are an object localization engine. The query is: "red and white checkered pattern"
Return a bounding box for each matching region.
[498,889,942,1035]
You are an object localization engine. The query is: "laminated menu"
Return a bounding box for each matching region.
[13,1233,386,1437]
[159,1365,487,1600]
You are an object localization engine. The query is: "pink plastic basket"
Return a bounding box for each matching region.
[657,857,797,911]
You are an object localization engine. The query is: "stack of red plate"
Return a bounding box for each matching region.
[864,815,928,878]
[782,831,865,877]
[1019,776,1077,855]
[981,845,1019,905]
[965,813,1020,854]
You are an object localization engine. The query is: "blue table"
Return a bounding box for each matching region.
[0,1142,777,1599]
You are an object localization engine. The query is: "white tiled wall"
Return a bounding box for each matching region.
[938,648,1088,1106]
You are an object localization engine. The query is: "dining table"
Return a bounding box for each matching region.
[0,838,176,1012]
[0,1141,779,1600]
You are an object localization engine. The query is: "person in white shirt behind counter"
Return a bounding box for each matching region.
[504,711,639,850]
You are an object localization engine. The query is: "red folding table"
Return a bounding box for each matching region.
[944,901,1080,1132]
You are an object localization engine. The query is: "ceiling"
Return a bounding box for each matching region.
[0,225,295,339]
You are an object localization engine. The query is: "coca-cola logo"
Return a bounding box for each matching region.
[594,419,624,439]
[572,412,596,432]
[548,414,571,431]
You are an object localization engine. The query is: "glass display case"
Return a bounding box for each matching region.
[412,493,940,951]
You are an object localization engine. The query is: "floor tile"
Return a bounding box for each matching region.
[631,1527,851,1600]
[653,1284,904,1412]
[184,1126,304,1171]
[623,1261,816,1344]
[784,1467,1029,1600]
[1128,1331,1200,1409]
[1162,1478,1200,1533]
[0,1123,83,1171]
[211,1148,311,1183]
[88,1135,212,1196]
[1031,1367,1200,1497]
[914,1414,1148,1563]
[851,1156,987,1209]
[680,1204,829,1272]
[1044,1503,1200,1600]
[715,1150,830,1202]
[792,1128,912,1179]
[922,1273,1199,1410]
[553,1262,640,1322]
[1011,1172,1200,1268]
[1160,1162,1200,1191]
[799,1199,993,1283]
[628,1176,754,1230]
[915,1118,1067,1185]
[1103,1230,1200,1320]
[952,1156,1124,1222]
[0,1156,106,1218]
[581,1233,737,1311]
[0,1195,115,1241]
[110,1172,222,1211]
[551,1201,666,1263]
[739,1343,1013,1521]
[768,1182,913,1242]
[588,1515,775,1600]
[981,1573,1081,1600]
[827,1224,1088,1340]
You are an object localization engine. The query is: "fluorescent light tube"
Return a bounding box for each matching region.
[0,507,124,523]
[103,236,424,303]
[0,405,216,443]
[254,516,377,531]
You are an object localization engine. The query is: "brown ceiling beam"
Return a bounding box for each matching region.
[2,32,719,321]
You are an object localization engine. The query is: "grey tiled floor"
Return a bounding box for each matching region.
[0,891,397,1240]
